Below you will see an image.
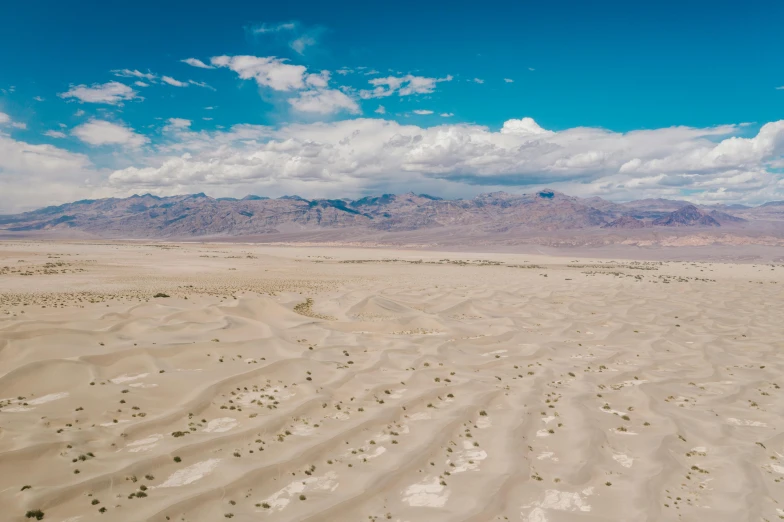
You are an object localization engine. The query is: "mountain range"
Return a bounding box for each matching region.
[1,190,783,244]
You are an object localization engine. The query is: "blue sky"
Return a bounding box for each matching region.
[0,0,783,211]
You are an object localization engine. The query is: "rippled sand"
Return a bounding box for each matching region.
[1,241,783,522]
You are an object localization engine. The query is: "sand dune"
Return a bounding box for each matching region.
[1,241,784,521]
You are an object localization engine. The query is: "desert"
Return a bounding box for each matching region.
[1,240,783,521]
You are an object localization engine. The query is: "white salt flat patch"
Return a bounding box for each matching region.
[402,477,450,508]
[408,412,431,421]
[290,424,315,436]
[613,454,634,468]
[542,416,556,424]
[203,417,238,433]
[100,419,130,427]
[175,368,203,372]
[481,349,508,357]
[599,407,628,416]
[260,471,339,512]
[612,428,637,435]
[331,411,350,421]
[362,446,387,460]
[522,487,594,520]
[244,358,256,364]
[28,392,70,405]
[5,392,71,410]
[388,388,406,399]
[129,382,158,388]
[770,464,784,474]
[127,434,163,452]
[110,373,149,384]
[537,452,558,462]
[476,417,492,429]
[157,459,222,488]
[536,429,551,437]
[610,380,647,390]
[727,418,768,427]
[691,446,707,453]
[449,440,487,473]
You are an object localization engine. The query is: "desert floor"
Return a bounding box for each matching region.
[1,241,783,522]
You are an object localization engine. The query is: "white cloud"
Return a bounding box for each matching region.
[336,68,353,76]
[291,35,316,54]
[134,81,149,87]
[0,113,26,130]
[162,76,188,87]
[360,74,453,98]
[473,78,485,84]
[528,67,535,71]
[375,105,386,115]
[72,119,148,148]
[112,69,157,81]
[164,118,192,131]
[103,117,784,204]
[777,86,784,90]
[252,21,296,33]
[59,81,139,105]
[75,109,85,117]
[504,78,514,83]
[0,112,10,124]
[413,110,433,115]
[188,80,215,90]
[33,95,45,101]
[211,55,307,91]
[440,112,454,117]
[289,89,360,114]
[11,122,27,130]
[182,58,214,69]
[45,130,67,138]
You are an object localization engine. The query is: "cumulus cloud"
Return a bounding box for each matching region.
[289,89,360,114]
[33,95,45,101]
[59,81,139,105]
[102,117,784,204]
[252,21,296,33]
[211,55,307,91]
[135,81,149,87]
[440,113,454,117]
[164,118,192,131]
[413,110,434,115]
[181,58,213,69]
[72,119,149,148]
[360,74,453,98]
[44,130,67,138]
[249,21,322,55]
[504,78,514,83]
[375,105,386,114]
[162,76,188,87]
[473,78,485,84]
[0,112,10,124]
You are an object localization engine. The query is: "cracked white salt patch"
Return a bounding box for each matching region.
[727,418,768,427]
[449,440,487,473]
[110,373,148,384]
[537,452,558,462]
[522,488,594,520]
[203,417,238,433]
[542,416,556,424]
[408,412,431,421]
[129,382,158,388]
[127,434,163,453]
[691,446,707,454]
[402,477,450,507]
[476,417,491,429]
[260,472,339,511]
[482,349,507,357]
[331,411,350,421]
[100,419,130,427]
[536,429,551,437]
[156,459,222,488]
[770,464,784,474]
[361,446,387,460]
[613,454,634,468]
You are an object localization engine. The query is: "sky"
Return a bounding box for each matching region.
[1,0,783,212]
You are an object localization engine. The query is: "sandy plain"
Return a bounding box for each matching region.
[1,240,783,522]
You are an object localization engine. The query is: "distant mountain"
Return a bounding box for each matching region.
[0,190,779,240]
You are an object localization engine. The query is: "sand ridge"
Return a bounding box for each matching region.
[1,241,784,521]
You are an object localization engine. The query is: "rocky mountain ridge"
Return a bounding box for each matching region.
[1,190,781,240]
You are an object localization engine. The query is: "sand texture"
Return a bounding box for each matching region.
[1,241,784,521]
